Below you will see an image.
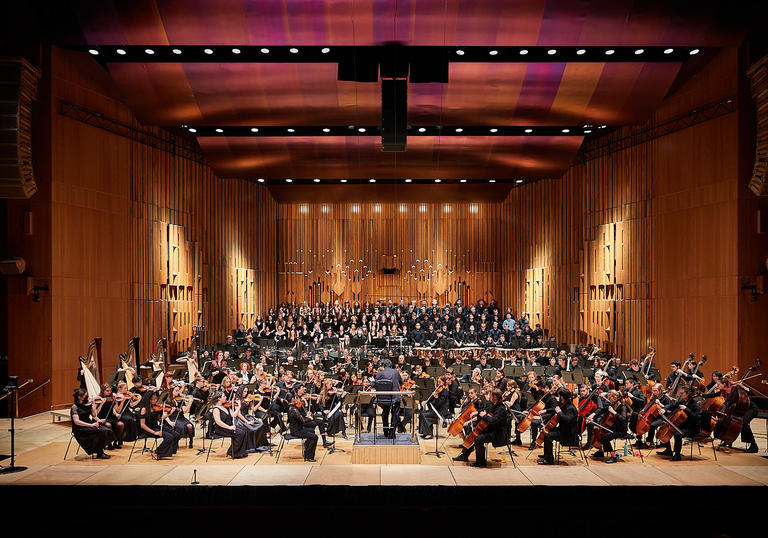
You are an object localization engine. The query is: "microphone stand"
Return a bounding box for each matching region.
[0,377,33,475]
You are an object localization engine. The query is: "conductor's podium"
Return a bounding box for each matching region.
[352,390,420,464]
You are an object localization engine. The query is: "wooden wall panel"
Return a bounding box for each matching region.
[277,202,500,305]
[500,49,741,378]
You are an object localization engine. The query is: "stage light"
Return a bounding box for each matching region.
[664,48,673,54]
[419,204,426,213]
[435,179,441,183]
[418,127,426,133]
[689,48,700,55]
[340,179,348,183]
[455,49,465,55]
[188,128,197,133]
[369,178,376,183]
[358,127,366,132]
[289,48,299,54]
[399,204,407,212]
[145,48,155,55]
[215,128,223,133]
[605,49,615,55]
[516,179,524,184]
[576,49,586,55]
[405,179,412,183]
[519,49,529,55]
[313,178,320,183]
[204,48,213,55]
[584,129,592,133]
[489,50,498,56]
[257,178,265,183]
[547,49,557,55]
[489,179,496,183]
[172,48,182,55]
[635,49,644,55]
[321,47,330,54]
[562,128,570,133]
[455,128,463,133]
[232,48,241,54]
[116,49,126,55]
[250,127,259,133]
[524,128,533,133]
[287,128,295,133]
[489,128,498,133]
[261,48,270,54]
[285,178,293,183]
[599,125,607,129]
[460,179,467,183]
[89,49,99,55]
[323,128,330,132]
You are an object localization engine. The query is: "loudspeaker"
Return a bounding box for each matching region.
[382,79,407,152]
[381,267,397,275]
[0,59,40,199]
[337,48,379,82]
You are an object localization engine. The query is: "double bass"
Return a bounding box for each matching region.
[713,360,760,444]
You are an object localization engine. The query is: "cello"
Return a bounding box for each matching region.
[589,399,616,450]
[713,360,759,444]
[448,400,477,439]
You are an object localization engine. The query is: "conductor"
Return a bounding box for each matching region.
[374,359,402,439]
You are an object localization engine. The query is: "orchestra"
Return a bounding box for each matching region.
[65,299,766,469]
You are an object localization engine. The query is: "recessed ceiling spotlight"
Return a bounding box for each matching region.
[340,179,347,183]
[257,178,265,183]
[285,178,293,183]
[576,49,586,55]
[524,128,533,133]
[547,49,557,55]
[689,48,700,55]
[434,179,441,183]
[287,128,295,133]
[600,124,607,129]
[418,127,426,133]
[88,49,99,55]
[562,128,570,133]
[232,48,241,54]
[489,50,498,56]
[203,48,213,55]
[358,127,366,133]
[634,48,644,55]
[250,127,259,133]
[289,48,299,54]
[605,49,615,55]
[516,179,524,184]
[321,47,330,54]
[455,128,463,133]
[215,128,223,133]
[322,128,330,133]
[145,48,155,55]
[369,179,376,183]
[172,48,182,55]
[519,49,529,55]
[664,48,674,54]
[584,129,592,133]
[188,128,197,133]
[260,48,270,54]
[405,179,412,183]
[460,179,467,183]
[313,178,320,183]
[455,49,465,55]
[489,179,496,183]
[489,128,498,133]
[116,49,126,55]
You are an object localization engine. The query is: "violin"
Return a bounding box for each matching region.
[151,403,175,413]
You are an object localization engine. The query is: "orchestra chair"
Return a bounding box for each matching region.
[555,431,589,466]
[274,432,305,464]
[687,433,718,462]
[128,431,158,462]
[204,431,233,462]
[63,432,84,461]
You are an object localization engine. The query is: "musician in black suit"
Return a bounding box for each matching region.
[538,389,578,465]
[374,359,402,439]
[452,388,508,467]
[657,385,700,461]
[418,375,451,439]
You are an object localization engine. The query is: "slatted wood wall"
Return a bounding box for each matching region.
[277,202,500,305]
[500,49,741,377]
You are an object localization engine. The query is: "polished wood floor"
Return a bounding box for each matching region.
[1,413,767,486]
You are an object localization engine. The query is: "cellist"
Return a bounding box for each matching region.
[657,385,700,461]
[636,383,671,449]
[587,390,628,464]
[452,388,507,467]
[621,378,647,443]
[706,372,758,453]
[538,389,578,465]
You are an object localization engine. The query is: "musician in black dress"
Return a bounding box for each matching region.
[168,383,196,449]
[138,391,181,460]
[657,385,700,461]
[112,381,139,444]
[319,379,348,439]
[95,384,122,450]
[234,385,269,452]
[418,375,450,439]
[255,377,287,433]
[210,391,248,458]
[287,385,320,462]
[452,389,508,467]
[538,389,578,465]
[70,388,114,459]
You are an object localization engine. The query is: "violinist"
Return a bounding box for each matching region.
[190,377,210,416]
[636,382,670,449]
[210,390,249,458]
[220,376,235,401]
[592,370,612,395]
[319,378,348,440]
[657,385,700,461]
[397,370,415,433]
[138,391,181,460]
[95,384,122,450]
[446,367,463,414]
[255,377,287,433]
[418,375,450,439]
[587,390,628,463]
[502,379,523,446]
[521,370,538,394]
[168,382,196,449]
[112,381,139,444]
[234,385,269,452]
[358,376,376,433]
[706,372,758,453]
[622,378,647,441]
[287,385,320,462]
[452,388,508,467]
[70,388,115,459]
[538,389,578,465]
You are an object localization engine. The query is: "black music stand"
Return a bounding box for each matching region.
[0,377,27,475]
[424,400,447,458]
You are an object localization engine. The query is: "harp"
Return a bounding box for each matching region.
[78,337,102,401]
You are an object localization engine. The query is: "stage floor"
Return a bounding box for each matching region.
[1,413,767,487]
